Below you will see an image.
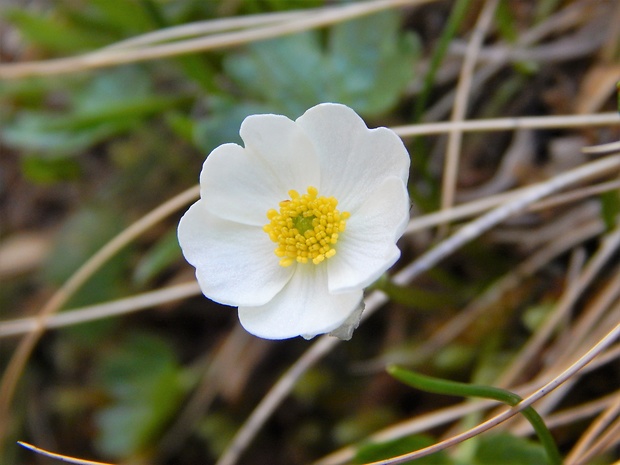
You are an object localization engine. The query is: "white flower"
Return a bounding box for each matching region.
[178,103,410,340]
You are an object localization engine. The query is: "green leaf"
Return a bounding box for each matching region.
[223,10,419,117]
[224,32,325,117]
[522,303,554,333]
[2,67,189,155]
[2,8,107,54]
[194,98,274,153]
[83,0,156,34]
[41,206,130,308]
[3,0,161,57]
[372,275,458,311]
[473,434,547,465]
[74,66,153,111]
[95,333,186,458]
[21,155,81,184]
[495,1,519,43]
[328,11,420,115]
[354,435,453,464]
[599,190,620,231]
[0,77,56,105]
[198,11,419,153]
[165,112,196,144]
[387,366,562,465]
[133,229,182,286]
[197,413,239,457]
[3,112,136,154]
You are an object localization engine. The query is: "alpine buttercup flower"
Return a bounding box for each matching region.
[178,103,410,340]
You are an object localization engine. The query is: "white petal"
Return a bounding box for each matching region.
[240,113,321,194]
[178,201,293,306]
[328,300,365,341]
[199,113,322,226]
[238,265,363,340]
[327,177,410,293]
[296,103,410,212]
[199,143,288,226]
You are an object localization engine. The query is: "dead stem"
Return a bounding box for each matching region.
[0,185,199,446]
[0,0,434,79]
[440,0,498,226]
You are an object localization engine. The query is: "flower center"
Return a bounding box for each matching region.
[263,186,350,267]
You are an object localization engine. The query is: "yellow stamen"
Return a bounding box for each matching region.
[263,186,350,267]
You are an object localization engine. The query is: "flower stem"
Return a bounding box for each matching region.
[387,365,563,465]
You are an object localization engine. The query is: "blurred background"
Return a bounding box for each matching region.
[1,1,619,464]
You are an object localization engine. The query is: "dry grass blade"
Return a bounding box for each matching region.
[514,273,620,424]
[157,327,269,460]
[567,393,620,464]
[315,344,620,465]
[395,155,620,285]
[497,226,620,387]
[391,112,619,136]
[441,0,498,221]
[0,281,201,338]
[17,441,115,465]
[409,219,605,365]
[363,322,620,465]
[214,329,346,465]
[0,185,200,446]
[100,10,312,51]
[3,1,619,462]
[3,179,618,340]
[404,178,620,234]
[216,155,620,465]
[570,416,620,465]
[0,0,435,79]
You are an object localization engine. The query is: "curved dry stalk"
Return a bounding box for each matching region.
[157,326,266,460]
[0,281,201,338]
[357,217,604,373]
[488,203,599,250]
[0,185,199,445]
[405,177,620,234]
[416,1,609,123]
[452,10,610,65]
[0,0,434,79]
[550,266,620,368]
[531,179,620,211]
[2,180,617,340]
[315,343,620,465]
[521,0,602,45]
[570,415,620,465]
[440,0,498,219]
[17,441,115,465]
[516,281,620,422]
[313,401,501,465]
[101,10,311,51]
[566,391,620,464]
[394,155,620,285]
[214,323,352,465]
[0,178,616,342]
[364,322,620,465]
[411,218,605,364]
[497,225,620,387]
[582,140,620,155]
[500,299,620,441]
